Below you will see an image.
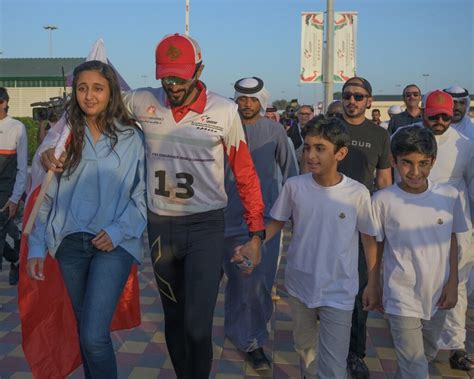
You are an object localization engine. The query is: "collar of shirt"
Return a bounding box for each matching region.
[168,81,207,123]
[403,109,422,119]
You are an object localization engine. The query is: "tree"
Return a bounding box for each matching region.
[272,99,288,110]
[333,91,342,100]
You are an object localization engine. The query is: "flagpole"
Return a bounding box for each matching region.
[23,170,54,235]
[323,0,334,112]
[185,0,189,35]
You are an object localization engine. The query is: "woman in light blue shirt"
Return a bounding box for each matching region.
[26,60,147,378]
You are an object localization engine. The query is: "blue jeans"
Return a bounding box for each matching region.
[56,232,134,379]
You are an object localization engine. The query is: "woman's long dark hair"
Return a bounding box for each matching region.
[64,60,135,175]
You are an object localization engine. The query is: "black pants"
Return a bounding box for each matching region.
[0,207,20,270]
[349,239,369,358]
[147,209,225,379]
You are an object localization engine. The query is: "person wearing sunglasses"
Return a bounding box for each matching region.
[130,34,265,379]
[388,84,422,135]
[287,105,314,164]
[338,76,392,379]
[0,87,27,286]
[414,90,474,372]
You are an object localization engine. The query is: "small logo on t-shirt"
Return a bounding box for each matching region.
[146,105,156,115]
[339,212,346,219]
[437,218,443,225]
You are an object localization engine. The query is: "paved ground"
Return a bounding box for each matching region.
[0,228,473,378]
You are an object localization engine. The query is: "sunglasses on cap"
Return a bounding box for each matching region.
[342,92,369,101]
[427,114,452,122]
[405,92,420,98]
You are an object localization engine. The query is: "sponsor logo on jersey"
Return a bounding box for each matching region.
[191,115,224,133]
[146,105,157,115]
[138,116,164,125]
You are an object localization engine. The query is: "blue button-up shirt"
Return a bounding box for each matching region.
[28,124,147,263]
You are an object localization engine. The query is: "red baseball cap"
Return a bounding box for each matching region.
[155,33,202,80]
[423,90,454,117]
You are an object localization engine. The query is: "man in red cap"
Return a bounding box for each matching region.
[397,90,474,371]
[416,90,474,371]
[125,33,265,378]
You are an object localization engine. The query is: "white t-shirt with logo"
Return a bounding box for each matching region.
[270,173,376,310]
[372,181,468,320]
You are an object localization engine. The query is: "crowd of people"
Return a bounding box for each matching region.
[0,32,473,379]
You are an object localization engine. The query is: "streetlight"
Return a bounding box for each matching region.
[422,73,430,92]
[43,25,58,57]
[297,84,302,103]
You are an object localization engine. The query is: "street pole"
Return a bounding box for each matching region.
[422,73,430,93]
[185,0,190,35]
[323,0,334,113]
[43,25,58,57]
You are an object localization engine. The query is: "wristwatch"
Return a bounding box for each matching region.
[249,230,266,241]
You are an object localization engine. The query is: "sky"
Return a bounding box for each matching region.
[0,0,473,106]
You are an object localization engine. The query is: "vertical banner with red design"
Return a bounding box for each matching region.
[334,12,358,82]
[300,12,324,83]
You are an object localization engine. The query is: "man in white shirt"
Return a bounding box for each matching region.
[0,87,27,285]
[407,90,474,371]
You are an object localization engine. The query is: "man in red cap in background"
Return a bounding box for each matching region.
[400,90,474,371]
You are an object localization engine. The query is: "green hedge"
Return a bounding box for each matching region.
[14,117,39,165]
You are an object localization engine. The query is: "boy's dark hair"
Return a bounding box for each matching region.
[303,115,350,152]
[391,126,437,160]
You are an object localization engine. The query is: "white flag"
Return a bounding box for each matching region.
[334,12,357,82]
[300,13,324,83]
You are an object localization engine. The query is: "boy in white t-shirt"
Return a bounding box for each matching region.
[371,126,468,378]
[233,116,380,378]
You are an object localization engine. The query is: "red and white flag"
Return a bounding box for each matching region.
[19,39,140,379]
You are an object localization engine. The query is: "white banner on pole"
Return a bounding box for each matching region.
[333,12,357,82]
[300,12,324,83]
